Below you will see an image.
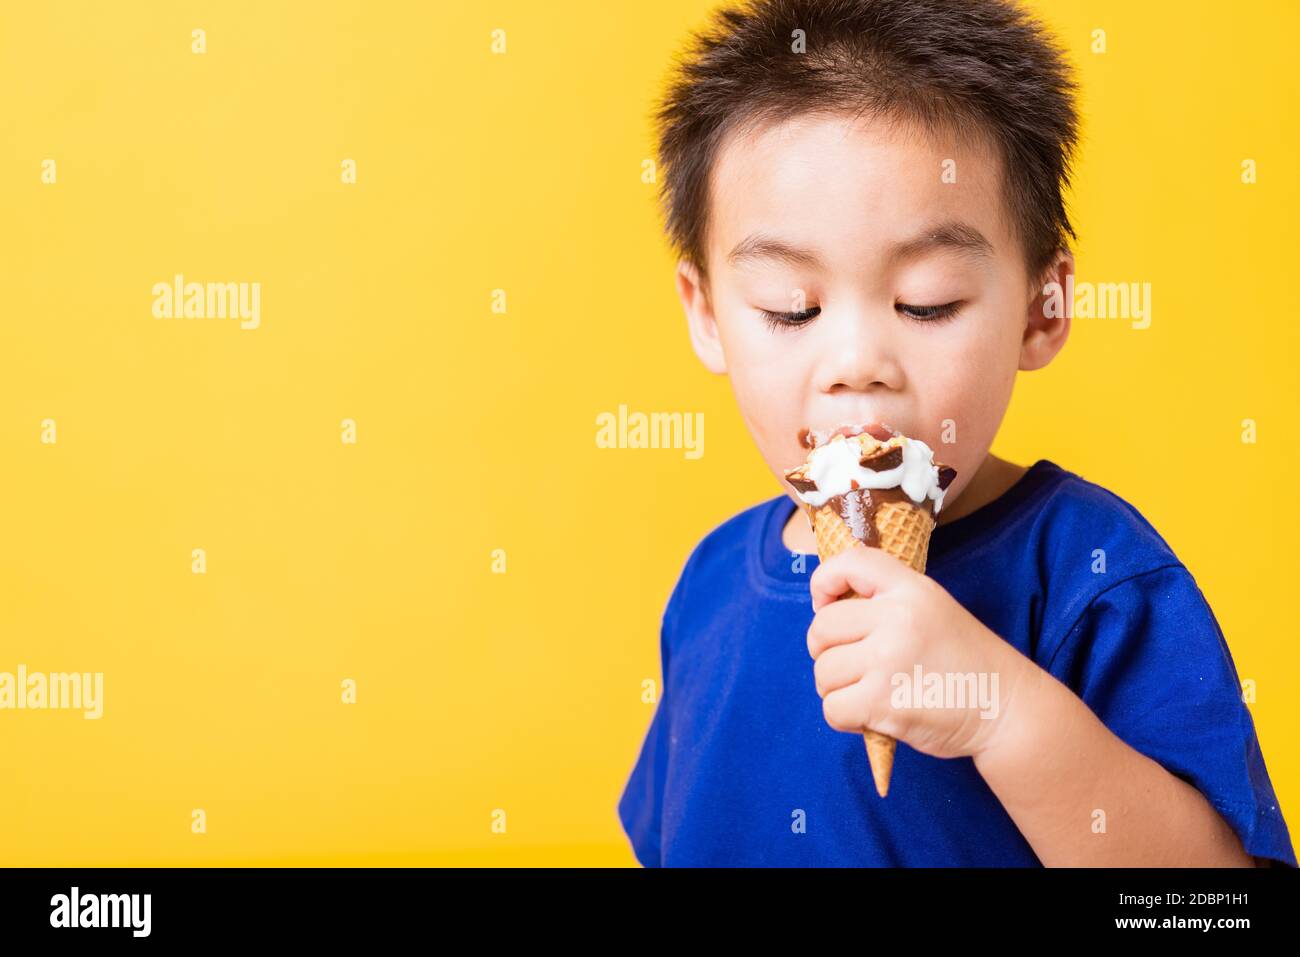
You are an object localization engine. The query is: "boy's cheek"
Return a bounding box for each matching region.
[725,343,804,410]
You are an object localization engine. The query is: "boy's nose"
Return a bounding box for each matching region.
[816,309,905,394]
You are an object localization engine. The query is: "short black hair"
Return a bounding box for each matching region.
[653,0,1080,288]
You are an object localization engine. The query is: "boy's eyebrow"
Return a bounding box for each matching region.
[727,221,995,271]
[727,234,825,271]
[888,221,995,264]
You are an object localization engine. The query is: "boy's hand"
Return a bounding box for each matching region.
[806,545,1037,761]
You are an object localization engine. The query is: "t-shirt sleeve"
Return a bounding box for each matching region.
[616,562,688,868]
[617,687,670,867]
[1044,563,1297,867]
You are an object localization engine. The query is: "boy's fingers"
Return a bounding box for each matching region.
[812,640,868,697]
[809,544,910,611]
[806,598,877,659]
[822,681,875,734]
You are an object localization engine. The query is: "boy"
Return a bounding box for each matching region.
[618,0,1295,867]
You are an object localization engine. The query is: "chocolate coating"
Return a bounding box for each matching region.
[817,486,934,548]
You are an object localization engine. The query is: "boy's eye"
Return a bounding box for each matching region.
[757,301,962,330]
[758,306,820,331]
[897,301,961,322]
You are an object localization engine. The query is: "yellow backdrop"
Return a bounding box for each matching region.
[1,0,1295,866]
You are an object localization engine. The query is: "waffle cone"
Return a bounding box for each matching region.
[810,497,936,797]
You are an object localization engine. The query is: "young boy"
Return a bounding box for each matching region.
[618,0,1296,867]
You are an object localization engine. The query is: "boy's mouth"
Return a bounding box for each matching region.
[797,421,900,450]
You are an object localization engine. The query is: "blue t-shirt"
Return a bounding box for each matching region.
[618,459,1296,867]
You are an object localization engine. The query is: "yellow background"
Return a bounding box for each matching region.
[1,0,1296,866]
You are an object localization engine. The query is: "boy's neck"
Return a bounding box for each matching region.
[780,453,1028,555]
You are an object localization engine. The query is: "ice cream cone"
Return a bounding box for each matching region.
[784,425,955,799]
[809,491,937,798]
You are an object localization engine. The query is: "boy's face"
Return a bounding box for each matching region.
[676,112,1070,512]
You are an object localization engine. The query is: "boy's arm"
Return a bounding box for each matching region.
[974,660,1257,867]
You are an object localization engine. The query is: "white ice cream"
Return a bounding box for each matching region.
[793,434,949,513]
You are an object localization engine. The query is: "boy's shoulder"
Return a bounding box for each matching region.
[681,495,776,568]
[997,461,1214,667]
[1027,460,1187,578]
[667,495,777,606]
[658,494,797,641]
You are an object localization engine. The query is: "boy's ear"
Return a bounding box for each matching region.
[676,259,727,375]
[1020,249,1074,372]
